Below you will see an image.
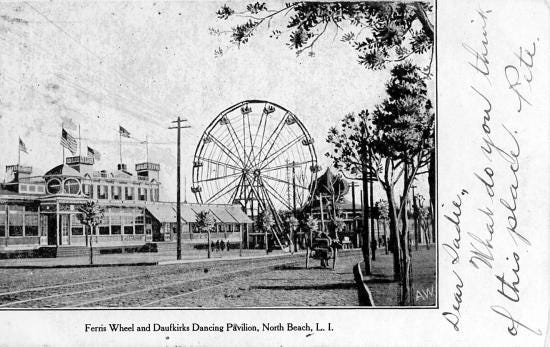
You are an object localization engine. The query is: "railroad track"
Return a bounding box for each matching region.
[0,250,360,308]
[0,254,301,306]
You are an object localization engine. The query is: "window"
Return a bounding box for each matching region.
[83,184,93,198]
[64,178,80,195]
[111,186,121,200]
[61,215,69,238]
[123,215,134,234]
[97,185,108,199]
[25,214,39,236]
[40,215,48,237]
[98,226,110,235]
[71,214,84,236]
[8,212,23,237]
[111,225,121,235]
[134,225,144,234]
[138,188,147,201]
[46,178,62,194]
[125,186,134,200]
[0,211,5,237]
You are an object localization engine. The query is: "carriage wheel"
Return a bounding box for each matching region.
[305,247,310,269]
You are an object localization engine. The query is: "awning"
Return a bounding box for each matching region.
[209,205,238,223]
[146,205,177,223]
[189,206,221,223]
[225,205,253,224]
[178,204,198,223]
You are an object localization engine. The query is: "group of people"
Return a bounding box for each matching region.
[210,239,231,252]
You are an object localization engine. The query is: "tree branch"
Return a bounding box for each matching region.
[296,21,329,55]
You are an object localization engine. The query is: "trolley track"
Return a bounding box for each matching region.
[0,255,304,308]
[0,254,297,303]
[1,250,360,308]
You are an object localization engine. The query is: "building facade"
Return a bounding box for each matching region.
[0,157,252,256]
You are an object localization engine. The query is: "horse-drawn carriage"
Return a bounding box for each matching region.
[305,232,341,270]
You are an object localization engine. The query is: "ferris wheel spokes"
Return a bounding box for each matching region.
[248,112,289,168]
[196,157,242,172]
[223,118,246,161]
[259,178,293,211]
[261,159,314,174]
[195,171,241,184]
[259,135,306,170]
[261,174,310,191]
[208,134,245,167]
[204,174,243,204]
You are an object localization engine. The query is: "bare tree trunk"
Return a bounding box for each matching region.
[386,186,400,281]
[207,229,211,259]
[399,201,411,305]
[400,164,412,305]
[361,166,372,275]
[383,219,388,255]
[428,150,436,243]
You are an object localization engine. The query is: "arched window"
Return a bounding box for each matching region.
[46,178,62,194]
[63,178,81,195]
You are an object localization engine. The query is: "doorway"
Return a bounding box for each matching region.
[47,215,57,245]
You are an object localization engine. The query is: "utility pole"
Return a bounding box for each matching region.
[292,161,297,252]
[351,181,357,248]
[369,149,376,261]
[169,117,190,260]
[412,184,418,251]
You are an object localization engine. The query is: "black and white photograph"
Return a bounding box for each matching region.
[0,1,435,309]
[0,0,548,346]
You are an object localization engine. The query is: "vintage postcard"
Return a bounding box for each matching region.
[0,0,547,346]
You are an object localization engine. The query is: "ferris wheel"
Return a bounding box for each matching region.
[192,100,319,241]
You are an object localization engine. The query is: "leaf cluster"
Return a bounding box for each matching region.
[77,201,105,227]
[195,210,216,232]
[372,62,434,159]
[255,210,274,232]
[215,2,433,69]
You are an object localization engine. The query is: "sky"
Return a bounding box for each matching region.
[0,1,433,205]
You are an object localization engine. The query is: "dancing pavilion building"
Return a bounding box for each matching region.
[0,157,252,257]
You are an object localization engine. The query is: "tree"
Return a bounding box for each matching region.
[375,199,389,254]
[77,201,105,265]
[196,210,216,258]
[256,210,274,252]
[371,62,433,304]
[326,62,433,304]
[305,214,319,247]
[325,109,376,274]
[214,2,433,73]
[213,0,436,235]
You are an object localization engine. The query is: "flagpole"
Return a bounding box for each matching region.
[119,126,122,164]
[18,138,20,167]
[145,135,149,163]
[78,124,82,157]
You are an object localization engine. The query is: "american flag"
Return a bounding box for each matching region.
[19,137,28,154]
[60,128,77,155]
[87,146,101,161]
[119,125,130,138]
